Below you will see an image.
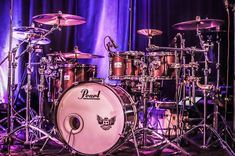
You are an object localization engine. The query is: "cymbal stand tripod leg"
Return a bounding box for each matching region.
[131,126,140,156]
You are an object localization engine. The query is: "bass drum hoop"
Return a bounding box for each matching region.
[54,81,137,155]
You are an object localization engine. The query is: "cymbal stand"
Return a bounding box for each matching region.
[0,31,34,153]
[37,57,47,137]
[205,30,235,148]
[213,31,220,131]
[197,26,211,147]
[174,33,186,136]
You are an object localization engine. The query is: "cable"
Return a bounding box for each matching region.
[56,128,74,155]
[103,36,110,52]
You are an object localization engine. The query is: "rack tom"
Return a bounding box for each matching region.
[109,51,144,80]
[148,52,175,80]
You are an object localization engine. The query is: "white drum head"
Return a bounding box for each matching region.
[56,82,126,155]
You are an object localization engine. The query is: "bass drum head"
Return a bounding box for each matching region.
[55,82,133,155]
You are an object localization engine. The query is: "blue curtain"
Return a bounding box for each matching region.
[0,0,231,104]
[0,0,131,103]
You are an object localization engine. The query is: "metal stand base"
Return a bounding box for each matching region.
[172,121,235,155]
[106,127,190,156]
[0,124,64,155]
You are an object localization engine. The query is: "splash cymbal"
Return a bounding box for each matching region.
[33,12,86,26]
[173,18,224,30]
[63,52,104,59]
[137,29,163,37]
[48,51,104,59]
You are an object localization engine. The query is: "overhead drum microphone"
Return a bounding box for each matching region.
[108,36,118,49]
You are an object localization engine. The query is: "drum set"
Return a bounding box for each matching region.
[0,11,234,156]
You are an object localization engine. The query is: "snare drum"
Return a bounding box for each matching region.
[148,52,175,79]
[55,82,137,155]
[109,51,144,80]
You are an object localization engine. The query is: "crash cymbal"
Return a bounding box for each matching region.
[173,18,224,31]
[13,26,51,45]
[137,29,163,37]
[48,51,104,59]
[33,12,86,26]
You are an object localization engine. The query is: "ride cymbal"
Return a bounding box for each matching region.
[33,12,86,26]
[173,18,224,30]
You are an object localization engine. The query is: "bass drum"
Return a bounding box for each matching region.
[55,82,137,155]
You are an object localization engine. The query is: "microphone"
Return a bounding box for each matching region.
[108,36,118,48]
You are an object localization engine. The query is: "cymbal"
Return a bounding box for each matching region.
[13,26,51,45]
[137,29,163,37]
[33,13,86,26]
[173,18,224,31]
[48,51,104,59]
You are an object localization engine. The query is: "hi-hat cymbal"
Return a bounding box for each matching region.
[48,51,104,59]
[137,29,163,37]
[33,12,86,26]
[13,26,51,45]
[173,18,224,31]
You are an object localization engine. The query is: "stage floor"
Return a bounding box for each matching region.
[0,139,232,156]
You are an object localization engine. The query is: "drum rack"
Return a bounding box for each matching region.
[0,5,234,156]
